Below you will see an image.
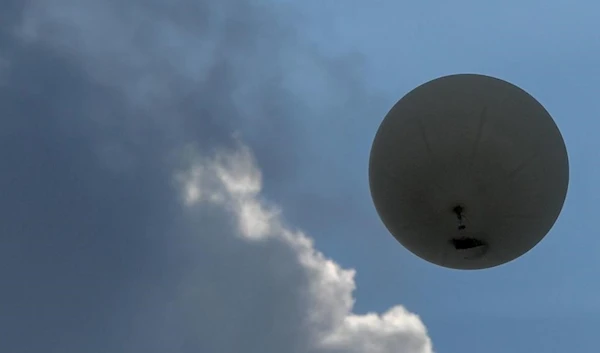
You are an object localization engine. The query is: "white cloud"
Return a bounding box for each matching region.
[172,143,434,353]
[5,1,434,351]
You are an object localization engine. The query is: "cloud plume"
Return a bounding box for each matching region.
[0,0,434,352]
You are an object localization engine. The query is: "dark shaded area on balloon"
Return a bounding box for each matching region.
[451,237,486,250]
[451,237,489,260]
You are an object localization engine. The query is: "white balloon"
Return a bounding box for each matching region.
[369,74,569,270]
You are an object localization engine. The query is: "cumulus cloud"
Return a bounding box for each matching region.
[165,143,433,353]
[0,0,434,352]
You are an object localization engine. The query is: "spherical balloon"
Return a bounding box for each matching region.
[369,74,569,270]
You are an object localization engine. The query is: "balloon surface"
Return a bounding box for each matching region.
[369,74,569,269]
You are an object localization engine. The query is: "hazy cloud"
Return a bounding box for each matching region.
[0,1,433,352]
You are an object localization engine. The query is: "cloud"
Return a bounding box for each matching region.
[0,0,433,352]
[160,143,434,353]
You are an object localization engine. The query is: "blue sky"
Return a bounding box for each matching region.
[1,0,598,352]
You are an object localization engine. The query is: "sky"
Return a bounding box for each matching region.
[0,0,599,352]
